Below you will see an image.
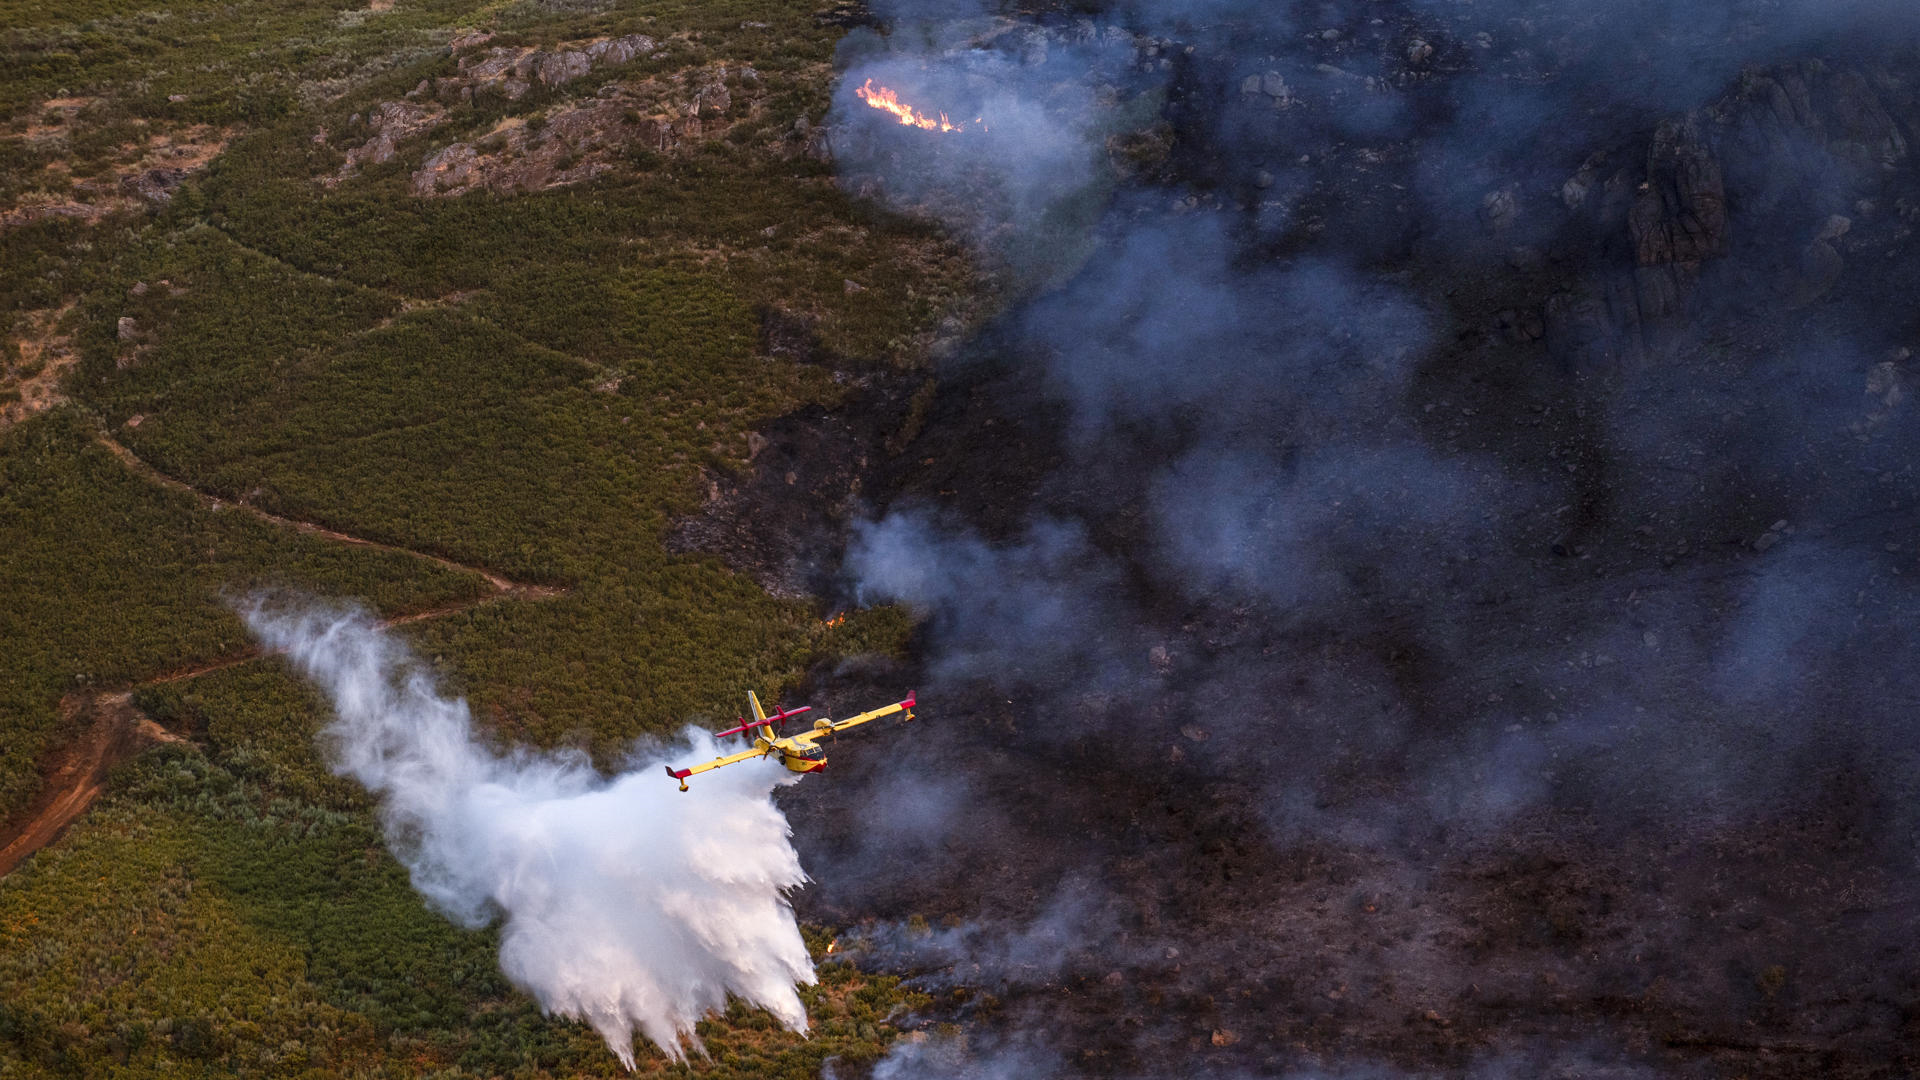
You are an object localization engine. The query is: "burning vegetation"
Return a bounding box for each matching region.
[855,79,983,133]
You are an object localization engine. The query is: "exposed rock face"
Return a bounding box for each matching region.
[1546,60,1911,369]
[1481,184,1520,237]
[1630,118,1727,268]
[337,100,447,176]
[1720,61,1910,185]
[445,33,657,102]
[322,32,696,197]
[409,95,684,197]
[585,34,656,67]
[459,48,522,82]
[692,80,731,116]
[1544,275,1645,370]
[1239,71,1292,108]
[537,50,591,87]
[412,141,484,194]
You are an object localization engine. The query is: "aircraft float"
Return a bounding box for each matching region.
[665,690,916,791]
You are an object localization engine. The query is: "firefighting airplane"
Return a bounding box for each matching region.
[664,690,916,791]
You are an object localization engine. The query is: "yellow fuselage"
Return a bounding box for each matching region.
[756,734,828,773]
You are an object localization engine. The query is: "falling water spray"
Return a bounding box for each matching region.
[240,598,816,1069]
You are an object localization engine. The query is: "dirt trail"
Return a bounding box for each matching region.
[0,435,569,879]
[203,224,607,380]
[0,693,182,878]
[0,591,567,879]
[95,431,560,597]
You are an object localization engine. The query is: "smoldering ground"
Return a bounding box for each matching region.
[734,0,1920,1076]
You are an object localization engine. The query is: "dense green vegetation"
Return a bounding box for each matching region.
[0,0,963,1071]
[0,410,490,818]
[1,673,926,1077]
[1,0,472,116]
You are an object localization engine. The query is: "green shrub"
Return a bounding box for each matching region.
[0,0,973,1072]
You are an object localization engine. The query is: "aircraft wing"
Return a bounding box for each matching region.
[824,692,916,735]
[665,745,767,788]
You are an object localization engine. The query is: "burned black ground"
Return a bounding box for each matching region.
[727,350,1920,1078]
[672,11,1920,1076]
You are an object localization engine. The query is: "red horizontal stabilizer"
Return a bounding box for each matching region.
[714,704,811,739]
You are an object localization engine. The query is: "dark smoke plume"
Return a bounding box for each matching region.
[797,1,1920,1075]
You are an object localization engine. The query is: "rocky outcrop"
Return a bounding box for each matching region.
[536,50,592,88]
[584,34,657,67]
[119,166,193,202]
[1719,61,1910,187]
[327,34,696,195]
[1625,117,1727,325]
[409,91,687,197]
[438,33,658,103]
[1547,60,1914,369]
[1238,71,1293,109]
[692,80,731,116]
[337,100,447,176]
[1630,119,1728,267]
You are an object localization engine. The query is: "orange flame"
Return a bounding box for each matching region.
[825,938,838,955]
[823,612,847,628]
[855,79,982,133]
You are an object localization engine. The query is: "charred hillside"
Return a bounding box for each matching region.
[672,2,1920,1077]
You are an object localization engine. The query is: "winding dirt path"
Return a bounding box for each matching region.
[0,435,567,878]
[95,432,558,596]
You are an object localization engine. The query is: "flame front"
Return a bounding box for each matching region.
[855,79,982,133]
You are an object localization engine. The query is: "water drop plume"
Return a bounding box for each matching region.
[240,597,816,1069]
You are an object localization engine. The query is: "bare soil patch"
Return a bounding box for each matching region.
[2,303,78,429]
[0,692,182,878]
[1,121,230,231]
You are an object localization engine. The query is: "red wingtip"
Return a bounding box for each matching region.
[903,690,916,709]
[664,765,692,780]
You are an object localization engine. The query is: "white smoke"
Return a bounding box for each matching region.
[239,598,816,1069]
